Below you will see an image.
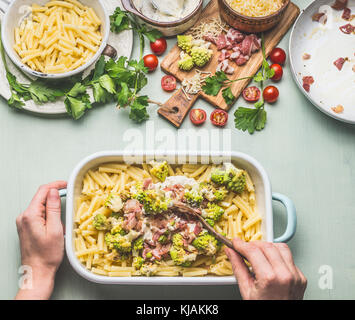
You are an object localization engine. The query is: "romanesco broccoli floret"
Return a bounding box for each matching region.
[133,237,144,251]
[92,214,107,231]
[214,187,228,201]
[184,189,203,207]
[203,203,224,223]
[132,256,144,270]
[140,263,158,276]
[178,52,194,71]
[172,233,184,248]
[169,247,196,267]
[192,233,219,256]
[211,168,246,194]
[105,233,131,253]
[150,161,169,182]
[177,35,193,53]
[110,217,126,236]
[105,193,123,212]
[135,189,171,215]
[191,46,212,67]
[199,182,227,202]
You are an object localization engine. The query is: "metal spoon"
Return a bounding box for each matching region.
[171,201,248,261]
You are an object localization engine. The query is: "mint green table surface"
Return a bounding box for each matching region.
[1,0,354,300]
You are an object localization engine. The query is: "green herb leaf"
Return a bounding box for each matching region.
[110,8,131,33]
[222,87,235,105]
[234,106,267,134]
[129,95,149,123]
[28,80,64,104]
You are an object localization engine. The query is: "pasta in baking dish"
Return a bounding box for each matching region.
[74,162,262,277]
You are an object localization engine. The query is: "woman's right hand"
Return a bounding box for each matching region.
[225,238,307,300]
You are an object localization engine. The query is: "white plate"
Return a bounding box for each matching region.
[0,0,133,116]
[289,0,355,124]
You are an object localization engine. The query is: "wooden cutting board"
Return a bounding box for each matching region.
[158,0,300,128]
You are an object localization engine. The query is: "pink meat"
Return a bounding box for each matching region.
[151,243,171,260]
[203,34,217,44]
[235,55,249,66]
[250,34,261,53]
[216,33,228,50]
[339,23,355,34]
[240,35,254,56]
[342,7,351,20]
[193,223,203,236]
[123,211,137,230]
[226,28,245,44]
[218,49,231,62]
[331,0,348,10]
[151,216,168,230]
[142,178,152,190]
[230,50,240,60]
[334,57,346,70]
[123,199,142,214]
[216,59,235,74]
[312,12,327,24]
[302,76,314,92]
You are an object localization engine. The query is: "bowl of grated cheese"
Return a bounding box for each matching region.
[218,0,290,33]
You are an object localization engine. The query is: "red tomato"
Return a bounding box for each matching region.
[190,109,207,126]
[161,75,176,92]
[263,86,279,103]
[150,38,167,56]
[242,86,261,102]
[270,47,286,65]
[143,54,159,72]
[210,109,228,127]
[270,63,283,81]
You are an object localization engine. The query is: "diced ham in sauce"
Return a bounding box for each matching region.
[312,12,327,24]
[331,0,348,10]
[302,76,314,92]
[333,57,346,70]
[339,23,355,34]
[342,7,351,20]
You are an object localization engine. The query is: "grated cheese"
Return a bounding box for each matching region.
[181,69,212,100]
[188,17,227,40]
[226,0,284,17]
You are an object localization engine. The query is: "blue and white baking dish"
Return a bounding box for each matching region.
[61,151,297,285]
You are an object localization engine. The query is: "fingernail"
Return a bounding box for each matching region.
[48,189,59,200]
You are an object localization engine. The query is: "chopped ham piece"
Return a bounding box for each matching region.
[151,243,171,260]
[302,76,314,92]
[342,7,351,20]
[193,223,203,236]
[230,50,241,60]
[123,211,137,231]
[143,178,152,190]
[216,59,235,74]
[203,34,217,44]
[339,23,355,34]
[331,105,344,113]
[331,0,348,10]
[240,35,254,56]
[235,55,249,66]
[218,49,231,62]
[226,28,245,44]
[334,57,346,70]
[216,33,228,50]
[123,199,142,215]
[312,12,327,24]
[303,53,311,60]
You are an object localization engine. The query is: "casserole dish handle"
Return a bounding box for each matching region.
[272,193,297,243]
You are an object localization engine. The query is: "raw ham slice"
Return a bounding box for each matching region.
[193,223,202,236]
[230,50,241,60]
[216,33,228,50]
[342,7,351,20]
[333,57,345,70]
[331,0,348,10]
[240,35,254,56]
[143,178,152,190]
[123,211,137,230]
[216,59,235,74]
[218,49,231,62]
[235,55,249,66]
[203,34,217,44]
[226,28,245,44]
[339,23,355,34]
[302,76,314,92]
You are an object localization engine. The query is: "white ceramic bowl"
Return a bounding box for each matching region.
[62,150,297,285]
[1,0,110,79]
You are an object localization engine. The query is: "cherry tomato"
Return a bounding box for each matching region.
[270,63,283,81]
[150,38,167,56]
[161,75,177,92]
[242,86,261,102]
[210,109,228,127]
[143,54,159,72]
[190,109,207,126]
[270,47,286,65]
[263,86,279,103]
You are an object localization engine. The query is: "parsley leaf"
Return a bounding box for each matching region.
[234,106,267,134]
[110,8,131,33]
[129,95,149,123]
[222,87,235,105]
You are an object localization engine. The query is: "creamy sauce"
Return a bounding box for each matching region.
[160,176,198,188]
[133,0,199,22]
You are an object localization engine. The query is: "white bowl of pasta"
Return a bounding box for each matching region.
[62,151,297,285]
[1,0,110,79]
